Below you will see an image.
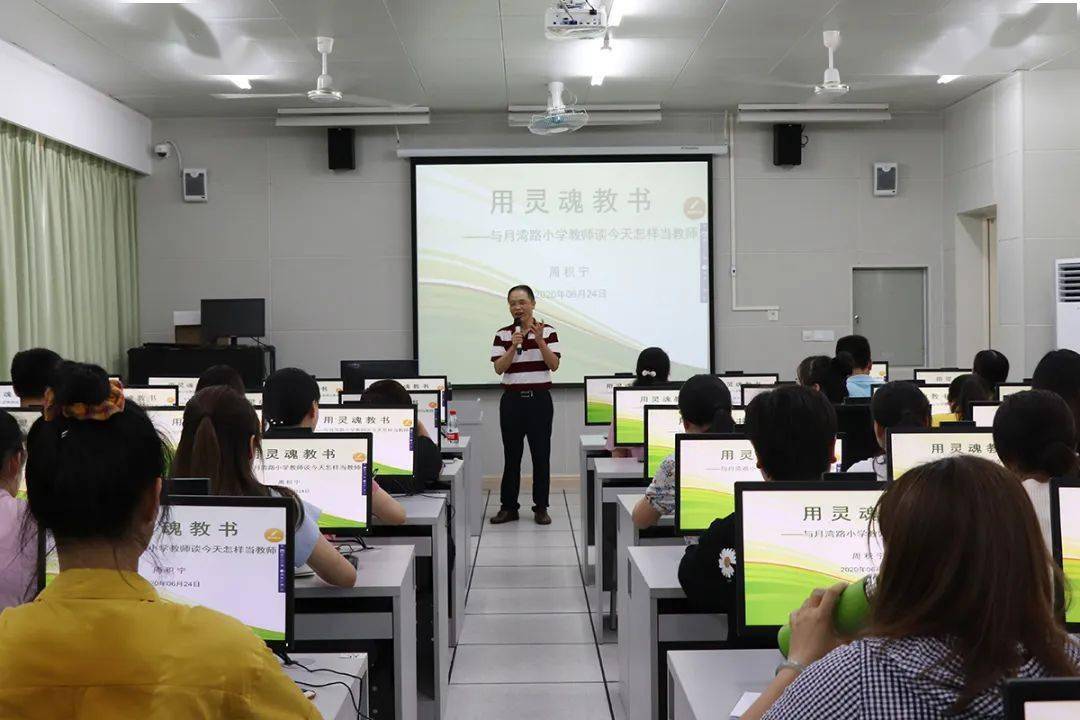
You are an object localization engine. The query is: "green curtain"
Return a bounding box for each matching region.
[0,121,140,379]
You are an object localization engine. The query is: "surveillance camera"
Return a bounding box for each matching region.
[153,142,172,159]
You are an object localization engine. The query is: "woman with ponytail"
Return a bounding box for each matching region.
[797,353,855,404]
[631,374,733,529]
[994,389,1080,549]
[0,362,318,718]
[172,385,356,588]
[607,347,672,460]
[846,381,932,482]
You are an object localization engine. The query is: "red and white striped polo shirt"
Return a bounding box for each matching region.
[490,322,561,390]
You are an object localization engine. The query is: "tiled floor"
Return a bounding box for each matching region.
[445,490,623,720]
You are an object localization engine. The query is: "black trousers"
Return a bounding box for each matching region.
[499,389,554,511]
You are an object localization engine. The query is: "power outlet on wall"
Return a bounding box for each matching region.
[767,310,780,322]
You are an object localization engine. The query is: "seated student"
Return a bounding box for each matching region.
[931,373,993,427]
[9,348,62,407]
[993,390,1079,549]
[263,368,406,525]
[172,385,357,587]
[742,456,1080,720]
[796,353,854,404]
[0,411,35,610]
[846,381,931,482]
[973,348,1009,387]
[195,364,245,394]
[631,374,734,529]
[0,363,318,718]
[358,379,443,497]
[678,386,837,618]
[1032,349,1080,451]
[605,347,670,461]
[835,335,878,398]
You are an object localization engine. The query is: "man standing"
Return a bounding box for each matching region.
[490,285,561,525]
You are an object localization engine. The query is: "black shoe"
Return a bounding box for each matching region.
[490,509,519,525]
[534,510,552,525]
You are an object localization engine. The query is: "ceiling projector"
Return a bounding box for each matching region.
[545,2,608,40]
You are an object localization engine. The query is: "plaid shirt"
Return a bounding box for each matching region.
[763,636,1080,720]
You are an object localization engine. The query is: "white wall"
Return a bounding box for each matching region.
[138,112,945,476]
[942,73,1024,371]
[0,38,151,174]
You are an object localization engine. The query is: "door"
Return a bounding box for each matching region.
[853,268,928,368]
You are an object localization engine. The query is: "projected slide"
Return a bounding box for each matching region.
[414,158,713,385]
[741,488,883,628]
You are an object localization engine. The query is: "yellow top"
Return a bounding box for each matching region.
[931,412,961,427]
[0,568,319,720]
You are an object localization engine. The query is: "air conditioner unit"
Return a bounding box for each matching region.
[1057,258,1080,351]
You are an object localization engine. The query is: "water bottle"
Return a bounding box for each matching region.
[446,410,460,444]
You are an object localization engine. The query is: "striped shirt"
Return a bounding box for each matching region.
[491,322,561,390]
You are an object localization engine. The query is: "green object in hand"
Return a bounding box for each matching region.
[777,575,874,658]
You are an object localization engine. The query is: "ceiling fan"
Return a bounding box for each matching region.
[756,31,918,101]
[212,36,405,107]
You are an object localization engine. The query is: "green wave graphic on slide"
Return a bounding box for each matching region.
[615,417,645,445]
[587,401,614,425]
[744,562,852,627]
[318,511,366,529]
[647,445,674,479]
[1066,558,1080,623]
[679,486,734,530]
[253,627,287,642]
[417,252,706,380]
[373,461,409,476]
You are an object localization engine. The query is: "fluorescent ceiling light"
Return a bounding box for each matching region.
[118,1,199,4]
[215,75,254,90]
[937,75,963,84]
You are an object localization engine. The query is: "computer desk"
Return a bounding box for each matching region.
[592,457,648,636]
[441,435,477,536]
[294,545,417,720]
[666,649,780,720]
[615,494,680,636]
[578,433,609,580]
[284,652,370,720]
[436,458,467,646]
[371,494,450,720]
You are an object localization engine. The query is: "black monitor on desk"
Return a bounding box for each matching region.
[341,360,420,393]
[201,298,266,345]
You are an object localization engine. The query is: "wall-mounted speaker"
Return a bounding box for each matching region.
[327,127,356,171]
[873,162,898,196]
[773,123,804,167]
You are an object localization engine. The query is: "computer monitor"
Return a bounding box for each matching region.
[715,373,780,400]
[244,391,263,408]
[340,360,420,393]
[870,361,889,382]
[822,472,878,483]
[674,434,762,535]
[731,407,746,425]
[200,298,266,344]
[316,378,344,406]
[5,408,41,437]
[409,390,442,448]
[643,404,681,481]
[149,376,199,405]
[164,477,211,498]
[258,430,373,534]
[740,383,795,406]
[583,375,636,426]
[612,385,682,447]
[997,383,1032,401]
[360,375,449,422]
[312,406,416,481]
[38,496,295,650]
[146,407,186,449]
[913,368,969,384]
[833,435,845,472]
[915,383,952,416]
[1004,678,1080,720]
[0,383,18,407]
[1051,479,1080,632]
[886,427,1002,482]
[736,480,885,638]
[123,385,179,408]
[969,400,1000,428]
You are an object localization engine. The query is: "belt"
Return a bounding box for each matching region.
[506,389,543,398]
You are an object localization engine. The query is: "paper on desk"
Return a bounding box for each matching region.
[729,691,761,718]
